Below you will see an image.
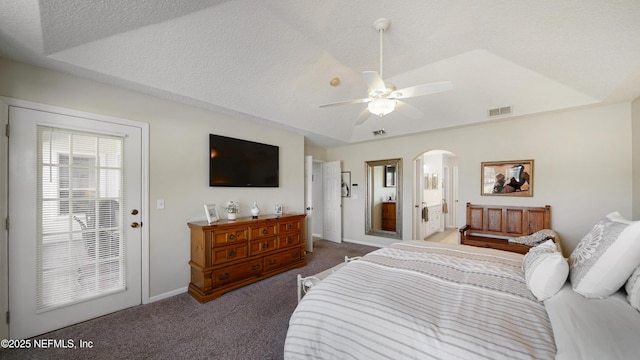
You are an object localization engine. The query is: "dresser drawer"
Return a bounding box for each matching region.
[279,233,301,248]
[264,247,302,272]
[211,226,248,247]
[212,259,262,287]
[249,222,277,240]
[211,243,248,264]
[278,219,301,234]
[249,237,277,256]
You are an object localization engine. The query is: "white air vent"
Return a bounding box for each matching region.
[372,129,387,136]
[488,106,512,117]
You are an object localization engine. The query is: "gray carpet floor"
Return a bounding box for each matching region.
[1,239,377,360]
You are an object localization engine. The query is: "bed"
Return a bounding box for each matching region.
[284,213,640,360]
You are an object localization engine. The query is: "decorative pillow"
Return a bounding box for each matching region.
[625,265,640,311]
[569,212,640,298]
[510,229,563,254]
[523,240,569,301]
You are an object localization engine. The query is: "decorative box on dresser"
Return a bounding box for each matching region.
[188,213,306,303]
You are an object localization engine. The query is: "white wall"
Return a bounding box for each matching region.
[633,97,640,220]
[329,102,634,254]
[0,58,305,312]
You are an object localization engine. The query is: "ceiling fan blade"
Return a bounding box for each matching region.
[389,81,453,99]
[319,97,371,108]
[354,108,372,126]
[362,71,386,93]
[396,100,423,119]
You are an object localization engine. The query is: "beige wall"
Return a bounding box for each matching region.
[0,57,305,330]
[328,102,634,254]
[304,142,328,161]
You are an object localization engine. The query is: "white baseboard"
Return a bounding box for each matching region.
[342,238,388,248]
[149,286,188,303]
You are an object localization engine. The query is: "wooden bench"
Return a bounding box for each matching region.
[459,203,551,254]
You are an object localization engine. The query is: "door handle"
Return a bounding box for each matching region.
[131,222,141,228]
[130,209,139,215]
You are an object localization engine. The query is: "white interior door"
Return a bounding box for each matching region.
[322,161,341,243]
[453,165,459,229]
[312,161,324,238]
[304,155,313,252]
[8,106,143,339]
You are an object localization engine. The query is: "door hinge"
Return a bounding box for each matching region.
[4,217,8,231]
[5,311,9,324]
[5,123,8,138]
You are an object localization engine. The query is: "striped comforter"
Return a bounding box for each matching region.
[284,241,556,360]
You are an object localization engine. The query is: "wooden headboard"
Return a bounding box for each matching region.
[459,203,551,254]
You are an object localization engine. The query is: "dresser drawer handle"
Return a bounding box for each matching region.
[228,250,236,257]
[287,237,293,244]
[268,259,277,265]
[252,264,261,271]
[291,253,298,259]
[218,273,230,280]
[262,228,268,235]
[228,234,235,240]
[287,224,293,230]
[262,243,269,249]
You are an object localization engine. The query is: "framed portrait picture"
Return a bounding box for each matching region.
[204,203,219,223]
[481,159,534,196]
[341,171,351,197]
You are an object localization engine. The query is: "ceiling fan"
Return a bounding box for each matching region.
[319,18,453,126]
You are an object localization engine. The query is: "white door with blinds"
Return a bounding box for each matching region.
[8,105,143,339]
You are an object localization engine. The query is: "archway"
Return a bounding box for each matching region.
[413,150,459,242]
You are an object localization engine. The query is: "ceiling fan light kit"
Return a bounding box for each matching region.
[318,18,453,126]
[368,98,396,116]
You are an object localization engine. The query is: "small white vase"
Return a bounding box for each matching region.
[251,201,260,218]
[227,212,237,221]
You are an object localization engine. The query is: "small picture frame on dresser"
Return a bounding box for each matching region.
[204,204,219,224]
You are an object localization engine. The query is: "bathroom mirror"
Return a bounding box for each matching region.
[365,158,402,239]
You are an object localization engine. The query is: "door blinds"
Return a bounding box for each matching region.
[36,126,125,312]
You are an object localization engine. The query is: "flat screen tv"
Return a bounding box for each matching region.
[209,134,279,187]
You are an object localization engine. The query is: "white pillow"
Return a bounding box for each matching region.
[569,212,640,298]
[523,240,569,301]
[625,266,640,311]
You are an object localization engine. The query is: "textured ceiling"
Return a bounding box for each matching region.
[1,0,640,147]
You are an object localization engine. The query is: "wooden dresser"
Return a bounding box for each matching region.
[188,213,306,303]
[382,202,396,231]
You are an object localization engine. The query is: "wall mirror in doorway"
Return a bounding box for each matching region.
[365,158,402,239]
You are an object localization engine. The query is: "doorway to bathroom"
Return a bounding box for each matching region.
[413,150,458,242]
